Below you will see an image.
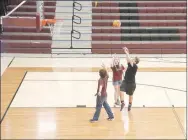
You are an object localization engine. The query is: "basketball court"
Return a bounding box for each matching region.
[0,55,186,139]
[0,0,187,139]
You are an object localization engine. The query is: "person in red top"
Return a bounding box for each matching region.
[90,63,114,123]
[111,56,125,106]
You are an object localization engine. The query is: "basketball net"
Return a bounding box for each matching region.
[41,19,63,36]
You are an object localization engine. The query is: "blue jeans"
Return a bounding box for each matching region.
[93,96,114,120]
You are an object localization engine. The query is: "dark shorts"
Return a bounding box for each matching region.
[120,80,136,96]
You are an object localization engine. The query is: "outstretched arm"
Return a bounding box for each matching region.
[123,47,133,67]
[111,56,115,68]
[102,63,109,78]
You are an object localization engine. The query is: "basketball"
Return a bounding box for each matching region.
[112,20,121,27]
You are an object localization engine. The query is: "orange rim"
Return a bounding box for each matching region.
[41,19,47,26]
[41,19,57,26]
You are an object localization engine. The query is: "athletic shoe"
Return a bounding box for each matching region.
[107,117,114,121]
[116,99,121,105]
[128,104,132,111]
[90,119,98,123]
[114,102,120,106]
[120,103,125,111]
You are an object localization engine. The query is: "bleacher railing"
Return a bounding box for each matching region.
[71,0,82,48]
[0,0,27,33]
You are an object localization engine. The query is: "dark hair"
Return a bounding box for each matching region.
[135,57,140,64]
[99,69,107,78]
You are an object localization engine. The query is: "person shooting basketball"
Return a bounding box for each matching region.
[120,47,140,111]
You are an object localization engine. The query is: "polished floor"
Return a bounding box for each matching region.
[1,108,185,139]
[1,55,187,139]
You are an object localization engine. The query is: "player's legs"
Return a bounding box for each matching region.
[90,96,104,122]
[129,95,133,104]
[117,81,122,105]
[113,81,121,105]
[128,95,133,111]
[126,83,136,111]
[113,84,118,103]
[120,80,126,111]
[103,98,114,120]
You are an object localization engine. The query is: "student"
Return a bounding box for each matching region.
[90,63,114,122]
[111,56,125,106]
[120,47,140,111]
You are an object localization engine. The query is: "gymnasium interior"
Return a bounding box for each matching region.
[0,0,187,139]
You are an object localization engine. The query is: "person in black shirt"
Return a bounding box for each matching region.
[120,47,140,111]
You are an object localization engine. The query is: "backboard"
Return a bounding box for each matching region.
[36,1,44,31]
[1,0,44,32]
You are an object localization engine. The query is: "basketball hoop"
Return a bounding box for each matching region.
[41,19,63,36]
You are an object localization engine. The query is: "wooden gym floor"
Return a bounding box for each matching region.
[1,67,186,139]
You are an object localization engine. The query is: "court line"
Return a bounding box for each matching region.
[137,83,186,92]
[7,57,15,67]
[163,89,186,137]
[1,55,186,59]
[156,58,186,63]
[8,67,186,72]
[23,80,186,92]
[1,57,15,76]
[0,71,28,124]
[142,60,186,63]
[172,108,186,137]
[24,70,186,72]
[10,107,185,108]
